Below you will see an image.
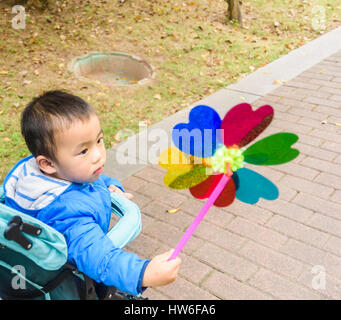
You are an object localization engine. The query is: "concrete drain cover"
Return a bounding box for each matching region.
[68,52,154,86]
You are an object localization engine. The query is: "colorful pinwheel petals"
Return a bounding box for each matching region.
[158,103,300,207]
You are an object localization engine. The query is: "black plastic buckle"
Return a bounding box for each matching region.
[4,216,42,250]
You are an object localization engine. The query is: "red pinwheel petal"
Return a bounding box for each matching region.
[189,174,236,207]
[221,103,274,148]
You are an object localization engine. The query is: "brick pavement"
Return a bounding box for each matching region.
[119,50,341,300]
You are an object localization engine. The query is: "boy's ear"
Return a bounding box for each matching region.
[35,155,57,175]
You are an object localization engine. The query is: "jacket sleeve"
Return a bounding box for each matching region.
[100,174,125,192]
[40,200,149,295]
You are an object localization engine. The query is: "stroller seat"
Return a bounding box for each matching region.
[0,185,145,300]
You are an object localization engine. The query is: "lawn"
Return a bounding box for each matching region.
[0,0,340,183]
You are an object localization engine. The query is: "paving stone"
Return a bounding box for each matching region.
[224,201,273,225]
[275,183,297,202]
[288,107,328,121]
[293,193,341,221]
[298,265,341,300]
[280,174,334,199]
[293,133,323,147]
[274,162,320,180]
[193,242,258,282]
[271,119,313,134]
[334,155,341,165]
[319,86,341,95]
[314,105,341,118]
[239,241,304,279]
[121,175,149,191]
[137,182,188,208]
[285,80,320,91]
[295,142,338,162]
[308,79,341,90]
[128,191,153,209]
[134,165,165,185]
[179,198,234,228]
[330,190,341,204]
[314,172,341,190]
[306,213,341,238]
[125,233,162,259]
[142,200,194,231]
[226,217,287,250]
[202,270,272,300]
[322,253,341,280]
[156,276,218,300]
[320,141,341,154]
[195,220,246,252]
[144,288,171,300]
[277,97,316,110]
[248,268,322,300]
[257,198,314,223]
[280,239,327,266]
[266,214,329,249]
[323,236,341,257]
[178,253,213,285]
[301,156,341,177]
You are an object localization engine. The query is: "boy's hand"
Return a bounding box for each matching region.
[142,249,182,287]
[108,185,134,200]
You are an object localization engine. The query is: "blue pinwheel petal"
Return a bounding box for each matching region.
[234,168,279,204]
[172,105,222,158]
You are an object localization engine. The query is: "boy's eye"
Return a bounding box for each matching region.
[97,137,103,144]
[79,148,88,155]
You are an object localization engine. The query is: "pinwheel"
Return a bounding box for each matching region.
[158,103,299,260]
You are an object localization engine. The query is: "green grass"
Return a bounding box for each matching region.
[0,0,340,183]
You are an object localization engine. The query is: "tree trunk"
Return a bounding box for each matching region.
[226,0,243,27]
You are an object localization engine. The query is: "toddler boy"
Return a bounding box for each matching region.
[3,90,181,296]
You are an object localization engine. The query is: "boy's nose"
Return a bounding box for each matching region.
[92,148,102,163]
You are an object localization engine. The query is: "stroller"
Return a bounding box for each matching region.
[0,185,147,300]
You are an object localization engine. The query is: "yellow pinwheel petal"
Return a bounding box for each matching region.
[158,147,212,189]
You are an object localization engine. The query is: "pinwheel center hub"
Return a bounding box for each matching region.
[211,145,244,174]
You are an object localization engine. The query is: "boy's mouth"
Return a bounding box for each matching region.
[93,166,104,175]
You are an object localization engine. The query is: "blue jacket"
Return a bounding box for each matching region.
[3,155,149,295]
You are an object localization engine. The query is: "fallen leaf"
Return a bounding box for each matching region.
[153,93,161,100]
[167,208,180,214]
[273,79,282,85]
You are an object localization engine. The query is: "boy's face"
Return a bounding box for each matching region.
[46,113,106,183]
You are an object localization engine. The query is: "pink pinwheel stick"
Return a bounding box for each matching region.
[168,173,231,261]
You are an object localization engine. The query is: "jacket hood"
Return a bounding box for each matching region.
[4,156,71,211]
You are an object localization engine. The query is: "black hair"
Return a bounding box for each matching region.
[21,90,96,163]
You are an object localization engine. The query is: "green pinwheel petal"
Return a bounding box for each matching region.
[242,132,299,165]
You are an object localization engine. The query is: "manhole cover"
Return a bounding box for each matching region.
[68,51,154,86]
